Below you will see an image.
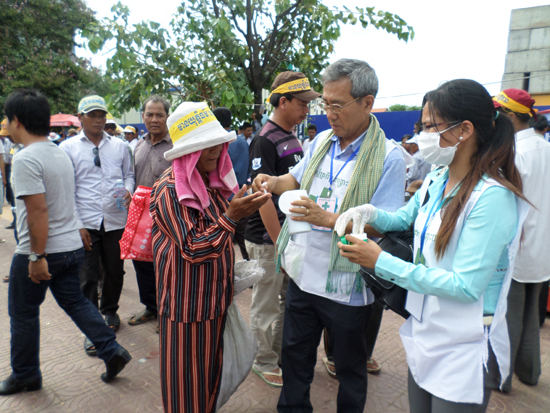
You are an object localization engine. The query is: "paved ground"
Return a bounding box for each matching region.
[0,202,549,412]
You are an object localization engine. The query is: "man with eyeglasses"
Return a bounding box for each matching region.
[251,59,406,412]
[60,95,134,356]
[245,71,321,388]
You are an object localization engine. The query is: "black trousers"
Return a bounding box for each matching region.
[324,298,383,361]
[79,223,125,315]
[277,279,371,413]
[132,260,157,313]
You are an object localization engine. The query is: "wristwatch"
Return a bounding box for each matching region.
[29,252,47,262]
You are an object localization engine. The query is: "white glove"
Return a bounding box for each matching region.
[334,204,378,237]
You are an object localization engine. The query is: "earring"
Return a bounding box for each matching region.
[459,136,463,140]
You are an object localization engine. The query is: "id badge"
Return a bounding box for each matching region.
[312,193,337,232]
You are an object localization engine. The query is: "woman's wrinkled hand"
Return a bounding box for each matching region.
[337,234,383,268]
[226,185,272,222]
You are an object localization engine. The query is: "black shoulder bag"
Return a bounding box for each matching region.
[359,182,432,319]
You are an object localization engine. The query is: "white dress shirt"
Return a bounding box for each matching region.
[513,127,550,283]
[60,131,135,231]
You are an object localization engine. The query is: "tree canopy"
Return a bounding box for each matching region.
[388,104,422,112]
[86,0,414,123]
[0,0,114,116]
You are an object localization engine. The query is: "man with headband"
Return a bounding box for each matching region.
[245,71,321,387]
[494,89,550,393]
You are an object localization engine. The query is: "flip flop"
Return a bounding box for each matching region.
[84,337,97,356]
[322,357,337,379]
[105,313,121,332]
[252,366,283,388]
[128,308,157,325]
[2,275,9,283]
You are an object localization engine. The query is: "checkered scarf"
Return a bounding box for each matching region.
[276,114,387,294]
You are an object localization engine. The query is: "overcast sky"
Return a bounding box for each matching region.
[80,0,549,109]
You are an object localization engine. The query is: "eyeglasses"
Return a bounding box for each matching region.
[421,121,461,132]
[92,147,101,167]
[319,96,363,114]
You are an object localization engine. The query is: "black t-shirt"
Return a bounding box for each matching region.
[245,120,304,244]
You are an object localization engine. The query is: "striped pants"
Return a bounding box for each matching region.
[159,314,227,413]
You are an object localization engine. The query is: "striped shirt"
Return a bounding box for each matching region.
[150,167,236,323]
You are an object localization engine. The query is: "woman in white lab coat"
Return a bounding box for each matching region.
[335,79,528,412]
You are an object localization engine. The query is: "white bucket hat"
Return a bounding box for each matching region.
[406,135,419,145]
[164,102,236,161]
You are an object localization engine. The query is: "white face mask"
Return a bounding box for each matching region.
[418,123,462,166]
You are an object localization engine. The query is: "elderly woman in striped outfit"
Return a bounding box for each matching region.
[150,102,270,413]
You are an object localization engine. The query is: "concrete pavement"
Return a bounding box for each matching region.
[0,203,549,412]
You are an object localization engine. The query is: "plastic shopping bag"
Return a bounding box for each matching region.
[233,260,265,296]
[119,186,153,262]
[216,302,258,411]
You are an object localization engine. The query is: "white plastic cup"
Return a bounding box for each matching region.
[279,189,312,235]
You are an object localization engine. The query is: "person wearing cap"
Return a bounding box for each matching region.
[213,107,251,261]
[123,125,139,152]
[104,114,117,137]
[244,70,318,388]
[127,95,172,328]
[0,89,132,396]
[67,128,78,138]
[405,134,431,184]
[251,59,406,410]
[493,88,550,393]
[150,101,271,412]
[48,132,62,145]
[60,94,134,353]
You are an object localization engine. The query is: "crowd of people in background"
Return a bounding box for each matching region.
[1,57,550,413]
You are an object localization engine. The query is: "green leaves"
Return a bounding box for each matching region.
[85,1,414,125]
[0,0,116,116]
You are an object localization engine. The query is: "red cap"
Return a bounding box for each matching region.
[493,89,535,114]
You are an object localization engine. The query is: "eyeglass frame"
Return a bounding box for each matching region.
[319,96,364,114]
[421,121,462,134]
[92,147,101,167]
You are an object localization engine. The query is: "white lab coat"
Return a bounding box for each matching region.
[401,178,528,404]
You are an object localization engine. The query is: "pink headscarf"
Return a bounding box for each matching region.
[172,142,239,212]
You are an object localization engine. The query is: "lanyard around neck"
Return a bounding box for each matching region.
[419,179,448,256]
[329,141,361,189]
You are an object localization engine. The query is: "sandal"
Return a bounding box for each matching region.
[322,357,337,379]
[2,275,9,283]
[128,308,157,326]
[105,313,121,332]
[84,337,97,356]
[367,357,382,374]
[252,366,283,388]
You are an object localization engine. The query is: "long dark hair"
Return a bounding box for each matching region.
[425,79,526,259]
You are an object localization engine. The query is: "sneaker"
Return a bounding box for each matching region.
[367,357,381,374]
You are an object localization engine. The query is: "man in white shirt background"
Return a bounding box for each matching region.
[60,95,134,356]
[493,89,550,393]
[123,125,139,153]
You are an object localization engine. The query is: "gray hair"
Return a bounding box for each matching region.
[142,95,171,115]
[322,59,379,98]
